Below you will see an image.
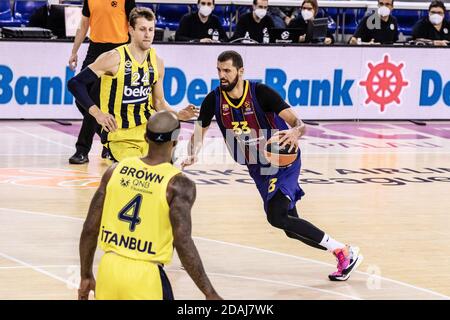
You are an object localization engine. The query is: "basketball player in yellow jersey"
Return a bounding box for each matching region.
[78,111,221,300]
[68,7,197,162]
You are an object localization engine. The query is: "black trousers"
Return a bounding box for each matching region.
[74,41,126,155]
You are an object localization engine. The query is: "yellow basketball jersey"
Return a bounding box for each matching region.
[99,157,180,264]
[100,45,158,129]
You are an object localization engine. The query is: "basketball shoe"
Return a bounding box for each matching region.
[328,246,363,281]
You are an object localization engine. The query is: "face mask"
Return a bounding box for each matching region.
[254,8,267,20]
[301,10,314,21]
[199,5,213,17]
[429,13,444,25]
[377,6,391,17]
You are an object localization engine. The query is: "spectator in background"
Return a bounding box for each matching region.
[288,0,334,44]
[268,6,299,28]
[68,0,136,164]
[28,0,71,38]
[231,0,274,43]
[349,0,398,45]
[175,0,228,42]
[412,0,449,46]
[28,1,51,29]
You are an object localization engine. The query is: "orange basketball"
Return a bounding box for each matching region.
[263,134,298,167]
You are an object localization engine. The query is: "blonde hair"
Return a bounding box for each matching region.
[129,7,156,29]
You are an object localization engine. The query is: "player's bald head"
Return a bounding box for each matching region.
[145,111,180,146]
[147,111,179,133]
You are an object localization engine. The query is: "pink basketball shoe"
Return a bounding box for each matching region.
[328,246,363,281]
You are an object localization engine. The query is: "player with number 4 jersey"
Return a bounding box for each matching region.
[79,111,221,300]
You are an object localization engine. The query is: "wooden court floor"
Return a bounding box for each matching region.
[0,120,449,300]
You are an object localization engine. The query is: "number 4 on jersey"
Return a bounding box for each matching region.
[118,194,142,232]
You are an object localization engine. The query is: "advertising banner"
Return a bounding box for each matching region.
[1,42,449,119]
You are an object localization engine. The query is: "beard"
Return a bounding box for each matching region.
[220,75,239,92]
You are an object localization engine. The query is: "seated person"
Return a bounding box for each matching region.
[287,0,334,44]
[349,0,399,45]
[231,0,274,43]
[175,0,228,42]
[268,6,299,28]
[412,0,449,46]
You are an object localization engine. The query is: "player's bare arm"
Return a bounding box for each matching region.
[167,174,222,300]
[78,163,117,300]
[181,123,210,169]
[88,50,121,79]
[68,16,90,71]
[152,56,199,121]
[277,108,307,152]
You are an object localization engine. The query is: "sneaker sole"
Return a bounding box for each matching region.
[328,248,364,281]
[69,160,89,164]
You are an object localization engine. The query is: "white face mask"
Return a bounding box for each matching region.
[254,8,267,20]
[199,5,213,17]
[301,10,314,21]
[377,6,391,17]
[429,13,444,25]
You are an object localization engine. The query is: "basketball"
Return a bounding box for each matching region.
[264,134,298,167]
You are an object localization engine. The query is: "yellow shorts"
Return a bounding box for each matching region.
[106,124,148,162]
[95,252,173,300]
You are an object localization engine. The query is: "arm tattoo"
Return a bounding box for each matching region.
[79,188,104,278]
[79,164,115,279]
[168,174,217,297]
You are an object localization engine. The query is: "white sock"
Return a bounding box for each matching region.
[319,234,345,252]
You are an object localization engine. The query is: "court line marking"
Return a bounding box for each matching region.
[0,251,77,288]
[0,265,79,270]
[4,122,450,155]
[0,262,361,300]
[0,209,84,222]
[194,237,450,300]
[1,207,449,300]
[6,126,75,150]
[2,150,450,156]
[168,269,361,300]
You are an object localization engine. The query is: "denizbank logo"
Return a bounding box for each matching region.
[1,57,449,110]
[0,66,75,105]
[161,57,448,110]
[163,67,355,107]
[420,70,450,107]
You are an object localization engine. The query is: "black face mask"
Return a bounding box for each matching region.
[220,74,239,92]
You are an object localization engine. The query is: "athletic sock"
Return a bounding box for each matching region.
[319,234,346,252]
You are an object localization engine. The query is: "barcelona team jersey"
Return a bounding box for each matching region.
[214,80,289,165]
[99,45,158,130]
[99,157,181,264]
[213,80,304,211]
